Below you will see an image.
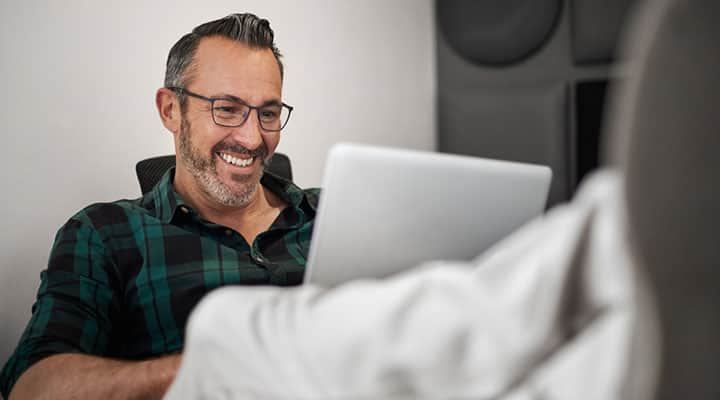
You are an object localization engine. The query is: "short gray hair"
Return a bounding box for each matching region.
[164,13,284,104]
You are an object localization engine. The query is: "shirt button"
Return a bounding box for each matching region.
[225,229,233,236]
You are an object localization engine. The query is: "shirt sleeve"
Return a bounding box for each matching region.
[0,216,120,398]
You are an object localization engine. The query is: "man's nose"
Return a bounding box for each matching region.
[229,109,264,150]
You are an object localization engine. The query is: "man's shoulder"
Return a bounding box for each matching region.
[64,196,151,231]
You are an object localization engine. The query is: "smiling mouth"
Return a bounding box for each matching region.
[218,152,254,167]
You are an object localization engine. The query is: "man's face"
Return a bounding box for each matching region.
[175,36,283,207]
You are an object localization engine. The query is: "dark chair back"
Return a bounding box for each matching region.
[135,153,292,195]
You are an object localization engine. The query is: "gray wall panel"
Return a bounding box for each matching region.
[439,84,569,206]
[438,0,562,66]
[571,0,638,64]
[436,0,634,206]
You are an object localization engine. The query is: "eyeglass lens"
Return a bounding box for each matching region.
[212,99,290,130]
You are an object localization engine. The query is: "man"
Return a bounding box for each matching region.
[0,13,317,399]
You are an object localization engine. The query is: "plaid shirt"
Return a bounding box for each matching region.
[0,169,319,397]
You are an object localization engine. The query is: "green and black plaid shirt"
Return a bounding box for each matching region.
[0,169,319,397]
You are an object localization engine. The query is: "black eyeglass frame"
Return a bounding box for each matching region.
[167,86,294,132]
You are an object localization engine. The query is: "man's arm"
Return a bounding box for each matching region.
[1,213,130,397]
[9,353,180,400]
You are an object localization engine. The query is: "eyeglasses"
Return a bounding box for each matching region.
[168,87,293,132]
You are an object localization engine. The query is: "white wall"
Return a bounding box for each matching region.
[0,0,435,370]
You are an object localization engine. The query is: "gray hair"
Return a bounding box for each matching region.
[164,13,284,106]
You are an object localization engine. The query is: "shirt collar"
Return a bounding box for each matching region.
[149,168,314,223]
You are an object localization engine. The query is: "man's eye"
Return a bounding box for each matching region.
[215,106,241,114]
[260,109,280,120]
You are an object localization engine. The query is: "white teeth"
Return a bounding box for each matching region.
[220,153,254,167]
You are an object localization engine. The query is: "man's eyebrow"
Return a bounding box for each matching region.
[214,93,282,107]
[259,99,283,107]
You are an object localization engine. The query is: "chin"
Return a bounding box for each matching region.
[211,179,259,207]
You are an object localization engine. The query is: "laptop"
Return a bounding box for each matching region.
[303,143,552,287]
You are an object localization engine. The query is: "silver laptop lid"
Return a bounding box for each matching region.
[304,143,552,287]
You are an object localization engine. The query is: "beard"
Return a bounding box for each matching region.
[178,115,269,207]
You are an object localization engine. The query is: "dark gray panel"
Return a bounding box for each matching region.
[439,84,568,206]
[437,0,562,66]
[571,0,637,64]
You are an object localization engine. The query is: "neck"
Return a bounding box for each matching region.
[174,168,285,243]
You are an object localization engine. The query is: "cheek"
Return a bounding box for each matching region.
[262,133,281,155]
[194,124,224,152]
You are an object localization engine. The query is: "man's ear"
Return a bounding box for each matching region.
[156,87,181,134]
